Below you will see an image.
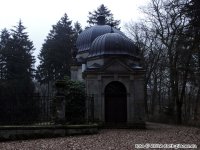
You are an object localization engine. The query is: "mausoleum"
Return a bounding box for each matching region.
[71,16,145,127]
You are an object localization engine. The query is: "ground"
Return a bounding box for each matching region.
[0,122,199,150]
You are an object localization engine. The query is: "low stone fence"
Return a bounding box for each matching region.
[0,124,98,141]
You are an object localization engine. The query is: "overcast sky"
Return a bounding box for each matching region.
[0,0,149,65]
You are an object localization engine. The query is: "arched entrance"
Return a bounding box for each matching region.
[105,81,127,123]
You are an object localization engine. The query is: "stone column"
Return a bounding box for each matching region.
[54,80,66,124]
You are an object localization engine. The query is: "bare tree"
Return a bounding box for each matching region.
[125,0,198,124]
[125,22,165,115]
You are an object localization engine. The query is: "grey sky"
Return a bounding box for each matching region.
[0,0,149,65]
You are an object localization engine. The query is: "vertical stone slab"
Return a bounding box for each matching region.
[133,75,145,123]
[54,80,66,124]
[54,96,65,124]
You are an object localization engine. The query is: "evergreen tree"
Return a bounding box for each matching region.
[0,21,36,123]
[87,4,120,28]
[37,13,75,84]
[185,0,200,120]
[0,21,35,94]
[72,21,82,57]
[185,0,200,45]
[0,28,10,80]
[74,21,82,39]
[7,20,35,94]
[9,20,35,80]
[186,0,200,29]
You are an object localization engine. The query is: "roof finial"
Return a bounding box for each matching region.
[97,15,105,25]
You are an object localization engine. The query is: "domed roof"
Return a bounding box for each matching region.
[76,16,125,53]
[89,33,138,58]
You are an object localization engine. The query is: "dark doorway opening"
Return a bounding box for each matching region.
[105,81,127,123]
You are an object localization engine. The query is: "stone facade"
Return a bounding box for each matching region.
[71,16,145,127]
[83,59,145,125]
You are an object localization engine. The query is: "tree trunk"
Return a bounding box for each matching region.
[176,101,182,124]
[151,74,157,115]
[144,82,149,115]
[194,51,200,120]
[194,86,200,120]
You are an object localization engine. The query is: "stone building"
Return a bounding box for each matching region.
[71,16,145,127]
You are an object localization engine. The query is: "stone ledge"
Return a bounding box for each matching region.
[0,124,99,141]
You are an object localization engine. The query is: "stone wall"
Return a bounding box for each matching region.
[0,124,98,141]
[85,71,145,126]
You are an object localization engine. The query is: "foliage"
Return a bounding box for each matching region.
[61,77,86,124]
[185,0,200,121]
[0,29,10,80]
[0,20,35,94]
[74,21,83,39]
[0,21,36,124]
[186,0,200,29]
[87,4,120,28]
[36,14,80,84]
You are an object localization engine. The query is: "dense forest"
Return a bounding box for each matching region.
[0,0,199,125]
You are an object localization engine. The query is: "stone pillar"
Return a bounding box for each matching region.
[54,80,66,124]
[133,74,146,128]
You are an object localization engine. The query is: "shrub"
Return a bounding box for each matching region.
[59,77,86,124]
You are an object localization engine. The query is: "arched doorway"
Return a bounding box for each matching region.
[105,81,127,123]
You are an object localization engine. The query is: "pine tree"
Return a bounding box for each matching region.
[8,20,35,94]
[87,4,120,28]
[0,21,36,123]
[187,0,200,29]
[0,21,35,92]
[0,28,10,80]
[74,21,82,39]
[37,13,76,84]
[185,0,200,42]
[185,0,200,120]
[9,20,35,80]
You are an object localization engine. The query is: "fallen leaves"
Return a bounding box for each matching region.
[0,122,199,150]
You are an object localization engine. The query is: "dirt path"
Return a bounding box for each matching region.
[0,122,199,150]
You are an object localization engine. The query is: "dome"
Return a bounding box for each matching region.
[89,33,138,58]
[76,17,125,53]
